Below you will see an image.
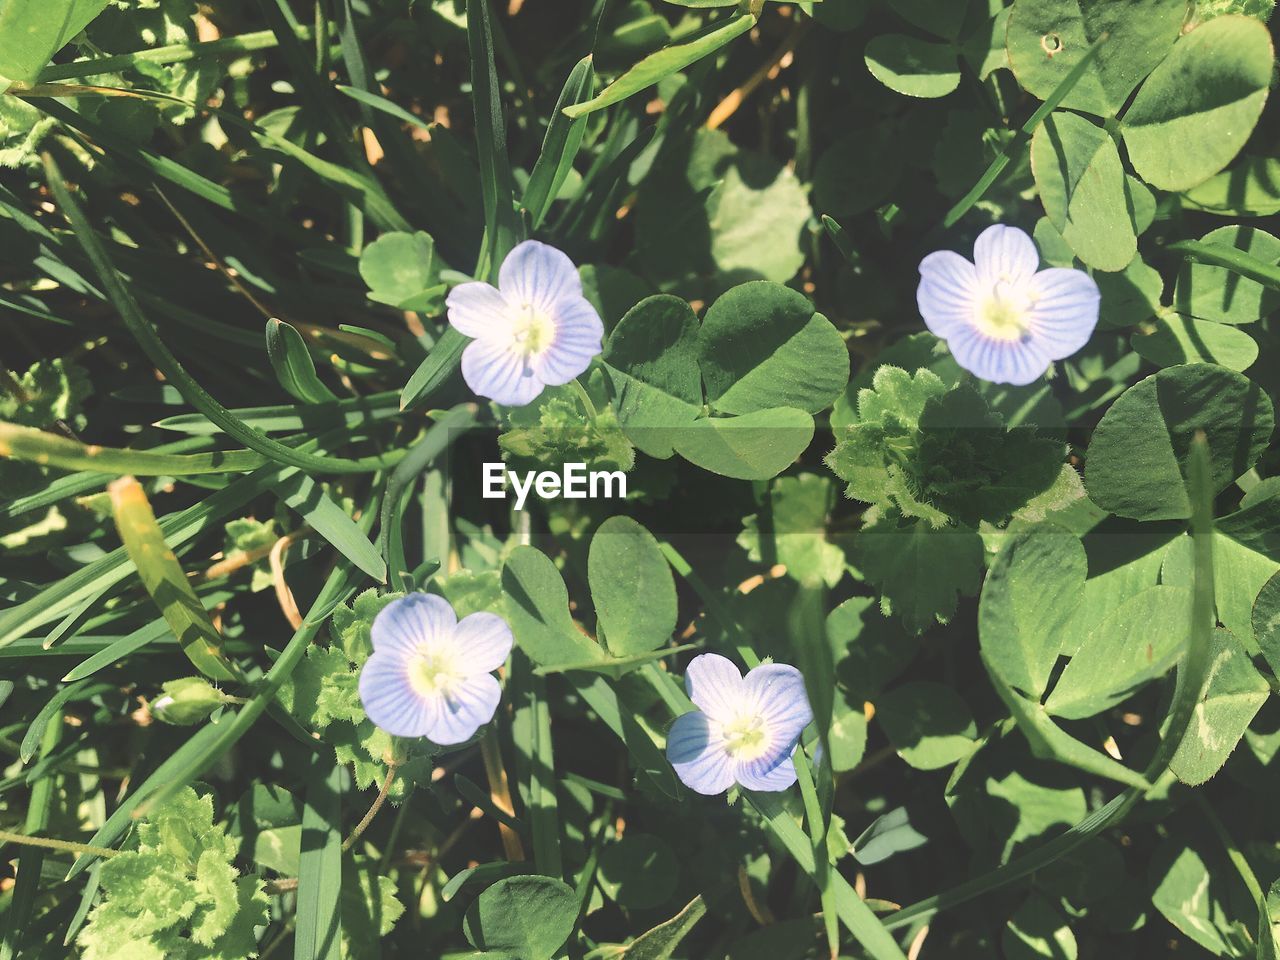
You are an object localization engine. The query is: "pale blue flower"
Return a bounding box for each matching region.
[358,593,513,744]
[917,224,1100,386]
[667,653,813,795]
[446,240,604,406]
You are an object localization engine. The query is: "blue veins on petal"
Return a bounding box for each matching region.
[370,592,457,654]
[445,240,605,407]
[667,653,814,796]
[668,711,737,796]
[917,223,1100,386]
[358,593,514,745]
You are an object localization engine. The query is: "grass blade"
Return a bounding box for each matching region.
[510,651,563,878]
[0,632,175,663]
[882,787,1142,930]
[454,774,529,837]
[1165,239,1280,291]
[793,747,838,960]
[43,153,393,475]
[750,791,908,960]
[265,319,339,404]
[66,525,368,878]
[467,0,519,278]
[36,99,322,250]
[622,896,706,960]
[0,703,64,960]
[942,31,1110,228]
[154,391,400,435]
[399,327,468,412]
[336,84,431,133]
[0,421,267,475]
[295,759,344,960]
[276,470,387,582]
[1143,432,1216,780]
[62,619,172,682]
[563,13,756,119]
[378,404,477,586]
[19,681,105,764]
[523,56,594,229]
[109,476,237,680]
[0,460,290,647]
[37,26,305,82]
[821,214,856,262]
[0,422,407,647]
[219,109,409,232]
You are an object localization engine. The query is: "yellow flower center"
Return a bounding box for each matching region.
[721,713,771,761]
[408,647,463,699]
[976,277,1035,341]
[511,303,556,358]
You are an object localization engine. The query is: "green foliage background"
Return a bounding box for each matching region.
[0,0,1279,957]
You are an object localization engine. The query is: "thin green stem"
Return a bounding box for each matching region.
[36,27,317,82]
[882,783,1147,930]
[0,829,118,861]
[479,731,526,862]
[342,763,398,852]
[658,540,758,666]
[1195,794,1264,907]
[533,641,703,675]
[0,421,266,476]
[794,746,839,960]
[42,154,389,475]
[1166,240,1280,292]
[574,800,614,918]
[1142,433,1215,782]
[942,31,1111,228]
[569,377,600,424]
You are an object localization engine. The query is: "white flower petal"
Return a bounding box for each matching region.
[498,240,582,313]
[461,338,545,407]
[973,224,1040,286]
[359,650,433,737]
[667,710,735,795]
[742,663,812,746]
[684,653,745,723]
[946,326,1050,386]
[425,673,502,745]
[917,250,979,339]
[531,297,604,386]
[1027,267,1100,359]
[446,282,513,341]
[735,754,799,792]
[371,593,458,655]
[454,612,514,675]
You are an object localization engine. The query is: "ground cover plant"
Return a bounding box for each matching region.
[1,0,1279,956]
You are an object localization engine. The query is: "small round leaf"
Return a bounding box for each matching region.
[463,875,578,960]
[864,35,961,99]
[588,516,677,657]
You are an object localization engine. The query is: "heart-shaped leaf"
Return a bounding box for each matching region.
[463,875,578,960]
[698,281,848,416]
[1031,110,1135,271]
[980,524,1087,700]
[1122,15,1274,191]
[1084,364,1274,521]
[1006,0,1186,117]
[864,34,961,99]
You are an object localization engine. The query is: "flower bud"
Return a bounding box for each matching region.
[151,677,226,726]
